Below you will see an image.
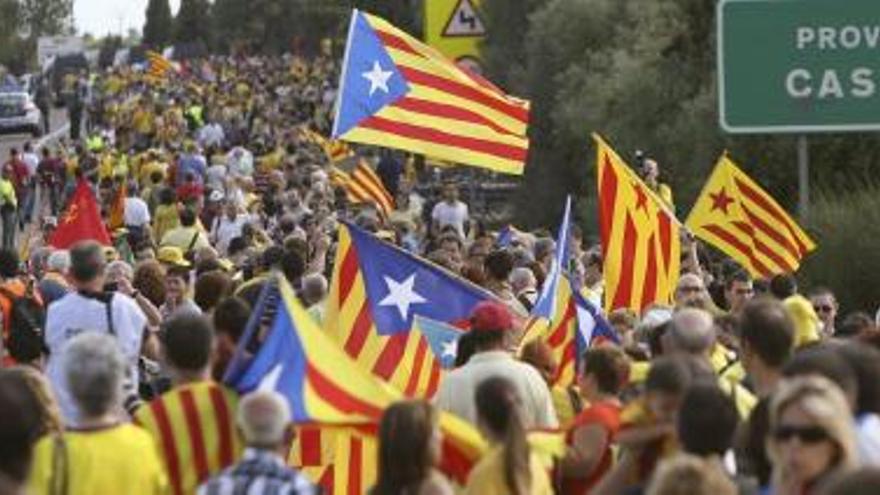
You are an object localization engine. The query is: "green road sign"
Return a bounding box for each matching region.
[718,0,880,133]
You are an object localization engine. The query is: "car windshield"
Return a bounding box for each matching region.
[0,94,26,108]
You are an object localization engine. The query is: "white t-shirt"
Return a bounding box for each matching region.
[226,148,254,178]
[22,152,39,178]
[124,197,151,227]
[431,200,469,238]
[858,413,880,466]
[434,351,558,429]
[45,292,147,424]
[206,164,227,191]
[212,214,248,254]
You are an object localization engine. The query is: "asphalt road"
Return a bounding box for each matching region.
[0,110,70,253]
[0,109,69,159]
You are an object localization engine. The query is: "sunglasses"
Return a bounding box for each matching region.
[773,425,829,444]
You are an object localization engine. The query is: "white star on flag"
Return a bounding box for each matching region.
[258,363,284,392]
[441,339,458,359]
[379,274,426,320]
[362,60,393,96]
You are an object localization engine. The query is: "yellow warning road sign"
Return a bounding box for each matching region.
[424,0,485,73]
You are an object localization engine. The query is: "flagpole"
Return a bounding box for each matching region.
[331,9,359,139]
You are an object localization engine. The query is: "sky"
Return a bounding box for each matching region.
[73,0,180,37]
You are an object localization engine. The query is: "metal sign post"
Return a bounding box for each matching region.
[797,135,810,221]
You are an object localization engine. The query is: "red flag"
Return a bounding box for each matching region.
[49,181,112,249]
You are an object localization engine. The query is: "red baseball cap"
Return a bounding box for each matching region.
[470,301,513,333]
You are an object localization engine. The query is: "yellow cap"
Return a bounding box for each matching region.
[157,246,191,268]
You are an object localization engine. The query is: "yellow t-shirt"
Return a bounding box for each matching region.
[551,385,579,429]
[132,108,155,135]
[139,160,168,186]
[463,445,553,495]
[785,294,821,347]
[153,204,180,242]
[29,424,167,495]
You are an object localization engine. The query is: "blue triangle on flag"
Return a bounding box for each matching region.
[224,294,310,421]
[415,315,464,369]
[333,11,411,137]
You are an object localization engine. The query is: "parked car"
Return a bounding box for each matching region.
[0,92,44,137]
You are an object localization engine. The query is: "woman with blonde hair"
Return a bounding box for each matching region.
[767,375,858,495]
[646,453,736,495]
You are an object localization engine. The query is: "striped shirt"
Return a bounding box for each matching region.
[198,448,318,495]
[134,381,243,495]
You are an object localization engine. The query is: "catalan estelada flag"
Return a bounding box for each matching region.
[686,155,816,278]
[413,315,464,370]
[133,381,242,495]
[332,10,530,175]
[595,134,681,312]
[225,275,399,424]
[227,274,487,492]
[331,160,395,217]
[146,50,174,81]
[325,222,498,398]
[520,196,618,386]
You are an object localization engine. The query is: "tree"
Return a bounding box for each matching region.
[174,0,213,48]
[212,0,248,52]
[19,0,73,37]
[143,0,173,49]
[482,0,880,233]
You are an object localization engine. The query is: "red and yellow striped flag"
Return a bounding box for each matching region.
[331,160,395,217]
[107,182,126,231]
[333,10,530,175]
[146,50,174,81]
[288,425,377,495]
[302,128,355,163]
[596,134,681,312]
[133,381,242,495]
[685,155,816,278]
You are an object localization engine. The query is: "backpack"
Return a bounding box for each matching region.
[0,284,46,363]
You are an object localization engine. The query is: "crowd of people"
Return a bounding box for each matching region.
[1,51,880,495]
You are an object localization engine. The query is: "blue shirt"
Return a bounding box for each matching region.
[198,448,318,495]
[176,153,207,186]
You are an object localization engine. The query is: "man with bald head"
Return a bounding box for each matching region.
[664,307,756,418]
[198,390,317,494]
[665,308,716,359]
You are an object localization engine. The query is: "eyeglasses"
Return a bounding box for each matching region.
[772,425,830,444]
[814,305,834,313]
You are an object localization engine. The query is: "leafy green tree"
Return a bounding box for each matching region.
[0,0,27,72]
[143,0,173,48]
[212,0,248,52]
[479,0,547,93]
[482,0,880,236]
[19,0,73,37]
[174,0,213,48]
